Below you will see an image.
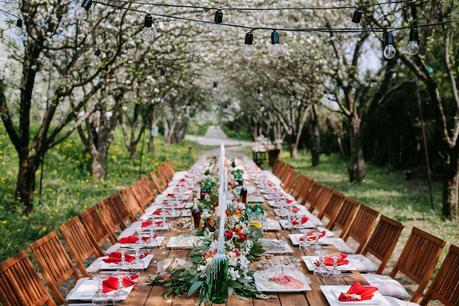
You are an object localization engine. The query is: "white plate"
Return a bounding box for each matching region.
[263,219,281,231]
[259,239,293,254]
[87,255,154,273]
[320,285,391,306]
[319,238,354,254]
[254,267,311,292]
[288,230,335,245]
[167,236,201,249]
[302,255,378,272]
[105,236,165,254]
[66,278,135,302]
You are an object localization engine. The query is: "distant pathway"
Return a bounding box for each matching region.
[185,125,253,148]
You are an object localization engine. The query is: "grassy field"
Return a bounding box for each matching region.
[281,149,459,269]
[0,129,212,261]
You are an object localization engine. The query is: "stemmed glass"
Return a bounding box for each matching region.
[329,254,342,278]
[314,249,328,277]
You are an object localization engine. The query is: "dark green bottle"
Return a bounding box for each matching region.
[210,256,229,303]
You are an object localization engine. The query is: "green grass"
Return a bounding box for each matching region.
[282,149,459,268]
[0,129,211,261]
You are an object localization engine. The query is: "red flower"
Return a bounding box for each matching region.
[225,230,234,240]
[237,232,247,240]
[225,209,231,216]
[232,247,241,257]
[162,273,171,280]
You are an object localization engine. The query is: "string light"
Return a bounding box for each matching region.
[352,7,363,24]
[81,0,93,11]
[269,30,282,58]
[159,67,166,83]
[214,10,223,24]
[142,13,153,39]
[242,31,254,59]
[406,27,419,55]
[94,48,101,56]
[383,31,396,60]
[15,18,22,27]
[213,81,218,91]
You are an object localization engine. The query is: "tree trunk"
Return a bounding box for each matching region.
[442,145,458,220]
[290,143,298,160]
[15,158,37,213]
[311,105,321,167]
[348,116,366,183]
[128,144,137,160]
[90,139,108,180]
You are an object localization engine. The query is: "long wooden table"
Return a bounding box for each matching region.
[114,180,368,306]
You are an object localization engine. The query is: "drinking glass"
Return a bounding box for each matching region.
[329,254,342,278]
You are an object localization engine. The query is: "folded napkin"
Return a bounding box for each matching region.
[141,221,152,227]
[118,236,139,244]
[103,252,135,263]
[167,193,175,197]
[291,207,301,214]
[291,216,309,226]
[286,199,294,204]
[315,254,349,267]
[153,209,162,215]
[338,282,378,302]
[301,230,326,241]
[102,275,138,293]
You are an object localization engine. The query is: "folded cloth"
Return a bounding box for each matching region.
[167,193,175,197]
[286,199,294,204]
[304,230,326,241]
[102,275,138,293]
[141,221,152,227]
[291,207,300,213]
[103,252,135,263]
[291,216,309,226]
[338,282,378,302]
[153,209,162,215]
[118,236,139,244]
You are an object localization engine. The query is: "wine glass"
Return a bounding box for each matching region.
[329,254,342,278]
[314,249,328,278]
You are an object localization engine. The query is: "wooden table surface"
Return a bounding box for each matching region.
[113,183,368,306]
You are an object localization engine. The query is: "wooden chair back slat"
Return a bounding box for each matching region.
[58,217,103,277]
[360,215,404,273]
[97,198,124,234]
[29,232,80,304]
[420,244,459,306]
[284,172,299,193]
[301,181,322,207]
[328,197,359,232]
[80,206,116,245]
[319,191,345,220]
[0,251,56,306]
[342,204,379,253]
[310,184,333,214]
[390,227,446,302]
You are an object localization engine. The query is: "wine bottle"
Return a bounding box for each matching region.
[210,255,229,303]
[240,185,247,205]
[191,198,201,229]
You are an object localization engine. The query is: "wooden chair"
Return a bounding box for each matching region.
[327,197,360,233]
[149,171,165,193]
[281,168,295,188]
[389,227,446,302]
[0,251,56,306]
[318,191,345,221]
[360,216,404,273]
[420,244,459,306]
[284,171,299,193]
[342,204,379,253]
[301,181,322,207]
[272,160,282,175]
[29,232,80,304]
[58,217,103,277]
[98,198,125,234]
[291,176,306,199]
[140,176,156,204]
[107,192,136,224]
[120,186,145,217]
[279,165,293,183]
[296,176,314,203]
[80,206,116,246]
[157,166,170,187]
[309,184,333,214]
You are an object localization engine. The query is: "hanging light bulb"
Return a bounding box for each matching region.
[213,81,218,91]
[351,7,363,36]
[159,67,166,83]
[269,30,282,58]
[94,48,101,57]
[16,18,22,28]
[405,27,419,56]
[142,13,153,39]
[383,31,396,60]
[242,31,254,59]
[214,10,223,24]
[81,0,93,11]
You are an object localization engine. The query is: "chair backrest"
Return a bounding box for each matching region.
[29,232,80,304]
[0,251,56,306]
[360,215,404,274]
[301,181,322,207]
[272,160,282,175]
[80,206,116,246]
[273,161,285,177]
[284,172,299,193]
[279,165,293,182]
[291,176,306,199]
[420,244,459,306]
[97,198,124,234]
[58,217,103,277]
[390,227,446,303]
[318,191,345,220]
[281,168,294,186]
[310,184,333,214]
[157,166,170,187]
[297,176,314,203]
[327,197,359,232]
[140,176,156,204]
[149,171,165,193]
[342,204,379,253]
[120,186,144,216]
[107,192,136,224]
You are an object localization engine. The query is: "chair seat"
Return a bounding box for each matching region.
[363,274,411,301]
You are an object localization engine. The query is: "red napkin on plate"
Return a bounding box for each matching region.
[103,252,135,263]
[102,275,138,293]
[179,179,186,182]
[291,207,300,214]
[286,199,294,204]
[167,193,175,197]
[291,216,309,226]
[338,282,378,302]
[304,230,326,241]
[141,221,152,227]
[153,209,162,215]
[314,254,349,266]
[118,236,139,244]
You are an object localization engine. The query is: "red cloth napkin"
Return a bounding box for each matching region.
[338,282,378,302]
[141,221,152,227]
[103,252,135,263]
[153,209,162,215]
[179,179,186,182]
[301,230,326,241]
[314,254,349,266]
[167,193,175,197]
[286,199,294,204]
[118,236,139,244]
[291,207,300,214]
[291,216,309,226]
[102,275,138,293]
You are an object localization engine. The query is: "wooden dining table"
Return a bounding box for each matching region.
[100,179,369,306]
